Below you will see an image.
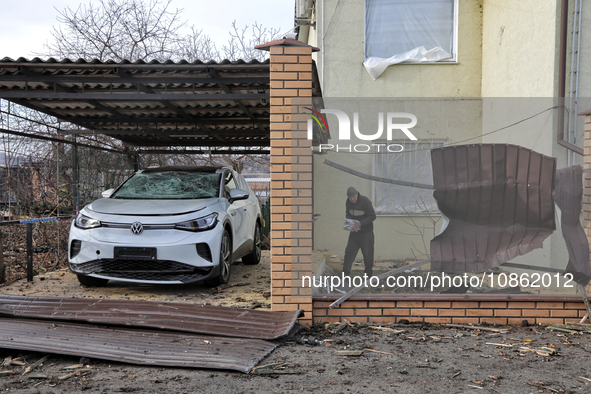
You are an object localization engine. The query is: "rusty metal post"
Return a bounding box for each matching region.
[26,223,33,282]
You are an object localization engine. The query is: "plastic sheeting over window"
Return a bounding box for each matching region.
[113,171,221,200]
[364,0,455,80]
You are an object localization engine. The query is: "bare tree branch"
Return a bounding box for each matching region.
[221,20,282,61]
[40,0,283,62]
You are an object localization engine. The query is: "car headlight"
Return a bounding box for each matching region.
[175,213,218,232]
[75,214,102,229]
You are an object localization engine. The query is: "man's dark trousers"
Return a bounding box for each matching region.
[343,230,374,277]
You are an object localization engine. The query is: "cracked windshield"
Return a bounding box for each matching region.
[112,171,221,199]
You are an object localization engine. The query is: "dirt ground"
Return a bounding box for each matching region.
[2,251,591,393]
[1,321,591,393]
[0,251,274,309]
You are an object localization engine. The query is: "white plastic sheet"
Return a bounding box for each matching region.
[364,46,452,80]
[364,0,454,80]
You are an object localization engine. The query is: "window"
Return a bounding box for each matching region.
[364,0,458,79]
[236,174,249,192]
[373,140,445,215]
[223,171,238,199]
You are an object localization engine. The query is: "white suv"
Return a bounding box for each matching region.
[68,166,262,287]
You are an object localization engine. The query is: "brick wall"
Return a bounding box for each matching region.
[584,113,591,299]
[313,295,586,325]
[263,42,315,326]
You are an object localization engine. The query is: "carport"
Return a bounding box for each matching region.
[0,39,322,325]
[0,57,275,215]
[0,57,274,169]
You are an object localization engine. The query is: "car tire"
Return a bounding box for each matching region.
[206,229,232,287]
[242,223,261,265]
[76,274,109,287]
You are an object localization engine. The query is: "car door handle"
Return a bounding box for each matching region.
[231,211,237,216]
[243,208,247,211]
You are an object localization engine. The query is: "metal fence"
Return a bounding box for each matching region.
[0,140,135,284]
[0,218,72,283]
[0,99,138,283]
[0,99,270,283]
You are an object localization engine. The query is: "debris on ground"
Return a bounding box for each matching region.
[1,320,591,392]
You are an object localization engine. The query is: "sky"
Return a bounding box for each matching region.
[0,0,295,59]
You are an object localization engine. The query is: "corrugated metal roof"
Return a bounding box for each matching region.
[0,57,270,65]
[0,58,271,148]
[430,144,556,273]
[0,57,323,148]
[556,165,591,284]
[0,294,302,340]
[0,317,276,373]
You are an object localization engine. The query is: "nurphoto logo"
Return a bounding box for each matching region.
[305,108,418,153]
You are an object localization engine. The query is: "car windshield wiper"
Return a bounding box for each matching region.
[112,196,217,200]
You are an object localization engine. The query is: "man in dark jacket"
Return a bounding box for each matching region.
[343,186,376,277]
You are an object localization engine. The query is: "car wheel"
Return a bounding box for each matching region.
[76,274,109,287]
[206,229,232,287]
[242,223,261,265]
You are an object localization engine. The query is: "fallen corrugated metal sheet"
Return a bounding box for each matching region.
[430,144,556,273]
[0,317,276,373]
[0,295,302,340]
[555,165,591,284]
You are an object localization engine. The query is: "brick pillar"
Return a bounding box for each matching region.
[584,112,591,295]
[256,39,318,326]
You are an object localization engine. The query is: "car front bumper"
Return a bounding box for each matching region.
[68,221,223,284]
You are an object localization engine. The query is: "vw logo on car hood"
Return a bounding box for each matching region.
[130,222,144,235]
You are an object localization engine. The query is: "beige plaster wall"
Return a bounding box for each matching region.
[313,98,482,261]
[480,0,571,278]
[304,1,577,290]
[315,0,483,97]
[309,0,484,262]
[481,0,560,97]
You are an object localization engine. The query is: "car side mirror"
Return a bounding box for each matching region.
[229,188,249,203]
[101,189,115,198]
